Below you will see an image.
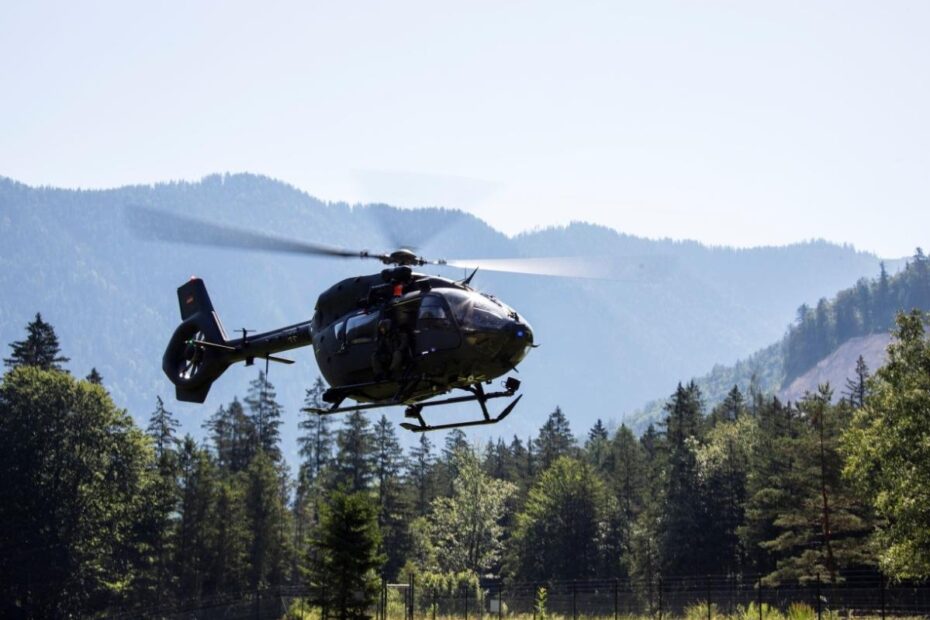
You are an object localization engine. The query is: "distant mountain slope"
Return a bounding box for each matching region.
[0,173,896,461]
[779,333,891,403]
[626,253,928,433]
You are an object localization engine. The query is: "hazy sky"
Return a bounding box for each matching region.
[2,1,928,257]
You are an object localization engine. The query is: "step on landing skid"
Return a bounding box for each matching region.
[303,377,522,433]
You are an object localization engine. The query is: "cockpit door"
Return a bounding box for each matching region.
[415,295,461,353]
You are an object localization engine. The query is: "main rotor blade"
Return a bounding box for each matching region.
[436,256,674,281]
[125,205,376,260]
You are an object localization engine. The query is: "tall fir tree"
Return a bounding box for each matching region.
[4,313,69,371]
[147,396,180,458]
[585,418,610,472]
[659,382,709,576]
[372,415,410,577]
[310,490,385,619]
[407,433,436,517]
[244,370,284,461]
[334,411,376,492]
[175,436,219,602]
[85,367,103,385]
[762,386,872,584]
[535,406,576,470]
[297,377,334,484]
[140,396,182,603]
[843,355,870,409]
[205,399,256,474]
[245,450,291,590]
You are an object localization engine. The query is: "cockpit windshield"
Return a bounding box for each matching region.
[440,288,511,330]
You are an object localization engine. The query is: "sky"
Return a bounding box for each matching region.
[1,0,928,258]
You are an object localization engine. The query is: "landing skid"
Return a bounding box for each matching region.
[303,377,522,433]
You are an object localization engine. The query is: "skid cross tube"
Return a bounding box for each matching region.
[302,378,523,432]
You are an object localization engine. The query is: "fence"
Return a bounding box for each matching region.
[105,571,930,619]
[376,571,930,620]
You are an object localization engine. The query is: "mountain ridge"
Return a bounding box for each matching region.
[0,172,899,460]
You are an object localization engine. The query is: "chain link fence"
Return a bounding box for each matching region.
[376,571,930,620]
[104,571,930,619]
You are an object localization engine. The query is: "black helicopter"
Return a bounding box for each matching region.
[137,208,551,432]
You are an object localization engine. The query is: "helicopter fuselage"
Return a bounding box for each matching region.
[311,267,534,404]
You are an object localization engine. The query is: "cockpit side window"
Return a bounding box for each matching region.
[333,320,346,345]
[345,312,380,345]
[418,295,454,330]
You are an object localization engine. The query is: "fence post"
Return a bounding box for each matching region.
[614,578,619,620]
[464,583,469,620]
[880,573,886,620]
[757,579,763,620]
[572,581,578,620]
[658,577,663,620]
[816,573,822,620]
[411,573,417,620]
[499,580,503,620]
[433,588,437,620]
[707,577,712,620]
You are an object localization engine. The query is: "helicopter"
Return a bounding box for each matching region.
[135,206,564,432]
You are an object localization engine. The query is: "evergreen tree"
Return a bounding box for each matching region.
[712,385,745,425]
[210,477,250,596]
[535,406,576,470]
[244,370,284,461]
[585,418,610,472]
[296,378,335,548]
[407,433,436,517]
[607,424,647,574]
[86,367,103,385]
[373,415,410,578]
[297,377,334,483]
[739,397,798,574]
[659,382,709,576]
[205,398,256,473]
[175,436,218,601]
[696,415,753,576]
[762,386,872,585]
[140,396,182,604]
[310,490,385,620]
[245,450,291,590]
[4,312,69,371]
[843,355,870,409]
[872,262,892,329]
[437,428,469,495]
[509,435,532,491]
[147,396,180,458]
[334,411,376,492]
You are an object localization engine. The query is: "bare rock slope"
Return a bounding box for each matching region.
[778,333,891,403]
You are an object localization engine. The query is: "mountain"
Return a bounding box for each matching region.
[0,173,897,461]
[626,251,928,433]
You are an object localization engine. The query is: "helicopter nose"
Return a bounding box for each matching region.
[505,318,534,364]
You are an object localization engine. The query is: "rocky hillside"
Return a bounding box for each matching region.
[778,333,891,403]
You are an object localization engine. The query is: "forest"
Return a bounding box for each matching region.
[783,249,930,381]
[1,304,929,617]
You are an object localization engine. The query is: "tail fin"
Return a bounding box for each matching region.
[162,278,233,403]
